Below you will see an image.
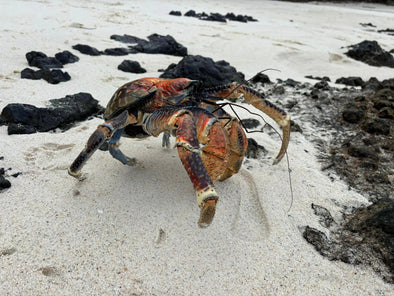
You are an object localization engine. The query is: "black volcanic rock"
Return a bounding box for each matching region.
[0,175,11,190]
[336,77,365,87]
[118,60,146,73]
[342,104,366,123]
[110,34,187,56]
[54,50,79,64]
[201,13,227,23]
[246,138,267,159]
[345,40,394,68]
[0,93,102,133]
[103,48,130,56]
[182,10,257,22]
[361,118,391,135]
[305,75,331,82]
[25,51,63,69]
[21,68,71,84]
[132,34,187,56]
[251,73,271,85]
[41,69,71,84]
[169,11,181,16]
[110,34,146,44]
[185,10,197,17]
[72,44,101,56]
[160,55,244,88]
[7,123,37,135]
[21,68,42,80]
[240,118,261,129]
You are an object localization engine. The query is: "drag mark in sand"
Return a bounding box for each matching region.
[231,170,270,241]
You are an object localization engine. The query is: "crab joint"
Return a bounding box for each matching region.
[197,187,218,228]
[196,186,218,208]
[175,141,201,154]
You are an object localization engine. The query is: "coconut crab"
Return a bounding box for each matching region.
[68,77,290,227]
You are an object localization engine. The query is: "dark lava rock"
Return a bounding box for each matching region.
[110,34,146,44]
[0,163,11,190]
[245,138,267,159]
[0,175,11,190]
[302,226,334,258]
[7,123,36,135]
[0,93,102,133]
[240,118,260,129]
[347,144,379,160]
[118,60,146,73]
[160,55,244,88]
[110,34,187,57]
[364,199,394,235]
[273,85,286,95]
[54,50,79,65]
[372,88,394,108]
[342,198,394,282]
[21,68,71,84]
[72,44,101,56]
[201,13,227,23]
[183,10,257,22]
[25,51,63,69]
[251,73,271,85]
[185,10,197,17]
[362,77,382,92]
[345,40,394,68]
[313,80,330,90]
[169,11,181,16]
[378,28,394,35]
[305,75,331,82]
[360,22,376,28]
[342,103,366,123]
[335,77,365,87]
[365,172,390,184]
[21,68,42,80]
[103,48,130,56]
[132,34,187,57]
[265,76,392,202]
[361,118,391,135]
[311,204,335,228]
[378,107,394,119]
[41,69,71,84]
[283,78,301,88]
[225,13,247,22]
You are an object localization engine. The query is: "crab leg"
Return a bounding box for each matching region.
[204,83,290,164]
[143,107,220,227]
[68,110,137,178]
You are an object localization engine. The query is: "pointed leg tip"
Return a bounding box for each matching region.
[272,157,281,165]
[68,168,80,178]
[198,200,216,228]
[68,168,86,181]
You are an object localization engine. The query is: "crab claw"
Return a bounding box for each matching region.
[198,200,217,228]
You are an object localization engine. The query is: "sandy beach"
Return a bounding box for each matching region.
[0,0,393,295]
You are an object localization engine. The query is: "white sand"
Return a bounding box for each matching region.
[0,0,393,295]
